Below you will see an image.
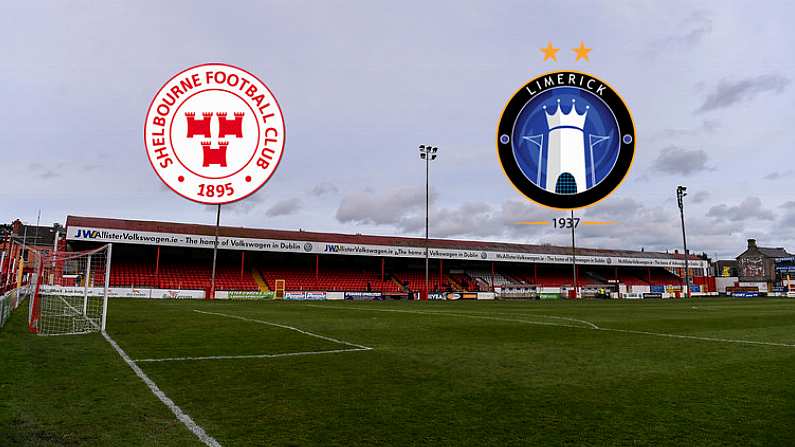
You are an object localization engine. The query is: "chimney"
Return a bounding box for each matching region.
[747,239,757,249]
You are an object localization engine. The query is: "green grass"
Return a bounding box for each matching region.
[3,297,795,446]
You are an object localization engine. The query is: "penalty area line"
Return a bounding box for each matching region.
[102,331,222,447]
[597,327,795,348]
[134,347,371,363]
[193,310,374,350]
[301,304,587,329]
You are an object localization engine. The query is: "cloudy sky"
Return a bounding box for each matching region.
[1,1,793,259]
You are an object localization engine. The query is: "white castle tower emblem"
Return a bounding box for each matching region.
[544,99,588,194]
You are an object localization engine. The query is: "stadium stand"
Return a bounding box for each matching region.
[1,216,711,298]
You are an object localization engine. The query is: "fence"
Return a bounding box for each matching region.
[0,287,28,329]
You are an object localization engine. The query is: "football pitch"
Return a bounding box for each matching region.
[3,298,795,446]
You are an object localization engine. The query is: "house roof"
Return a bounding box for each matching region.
[8,220,60,247]
[758,247,791,258]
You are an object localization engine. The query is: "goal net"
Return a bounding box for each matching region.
[27,244,112,335]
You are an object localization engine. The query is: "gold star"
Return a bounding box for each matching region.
[540,41,560,62]
[572,41,592,62]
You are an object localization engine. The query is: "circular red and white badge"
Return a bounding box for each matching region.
[144,63,285,204]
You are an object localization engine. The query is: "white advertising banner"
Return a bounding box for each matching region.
[66,225,708,269]
[39,285,205,299]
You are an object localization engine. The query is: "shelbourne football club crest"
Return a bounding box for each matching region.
[144,63,285,205]
[497,71,634,209]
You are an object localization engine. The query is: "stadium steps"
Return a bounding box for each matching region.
[584,271,609,284]
[474,277,490,290]
[390,276,408,292]
[252,269,269,292]
[447,274,465,291]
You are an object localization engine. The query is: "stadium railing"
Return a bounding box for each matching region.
[0,287,27,329]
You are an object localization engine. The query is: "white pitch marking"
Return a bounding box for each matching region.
[445,309,601,330]
[304,304,795,348]
[536,314,600,329]
[597,327,795,348]
[301,304,585,329]
[102,331,222,447]
[134,347,370,363]
[193,310,373,350]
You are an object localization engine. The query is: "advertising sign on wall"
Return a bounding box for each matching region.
[284,291,307,300]
[732,291,760,298]
[215,291,274,300]
[344,292,382,300]
[305,291,327,301]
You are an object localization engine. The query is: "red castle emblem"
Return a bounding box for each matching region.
[185,112,244,167]
[217,112,244,138]
[201,141,229,167]
[185,112,213,138]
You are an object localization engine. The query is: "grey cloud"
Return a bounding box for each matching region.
[26,160,95,180]
[266,198,303,217]
[691,191,710,204]
[333,185,743,256]
[579,198,743,257]
[578,202,681,251]
[651,146,710,175]
[220,191,267,215]
[335,186,432,227]
[310,182,339,196]
[764,170,793,180]
[26,162,59,179]
[706,197,775,222]
[658,120,719,138]
[755,202,795,246]
[650,11,712,50]
[698,74,790,112]
[584,198,643,221]
[429,200,550,239]
[336,187,549,240]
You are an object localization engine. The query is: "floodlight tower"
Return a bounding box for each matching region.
[419,145,438,301]
[676,185,690,299]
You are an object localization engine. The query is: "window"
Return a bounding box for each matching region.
[555,173,577,194]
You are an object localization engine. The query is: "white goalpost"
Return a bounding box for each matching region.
[27,243,113,335]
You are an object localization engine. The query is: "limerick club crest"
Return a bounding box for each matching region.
[497,71,635,209]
